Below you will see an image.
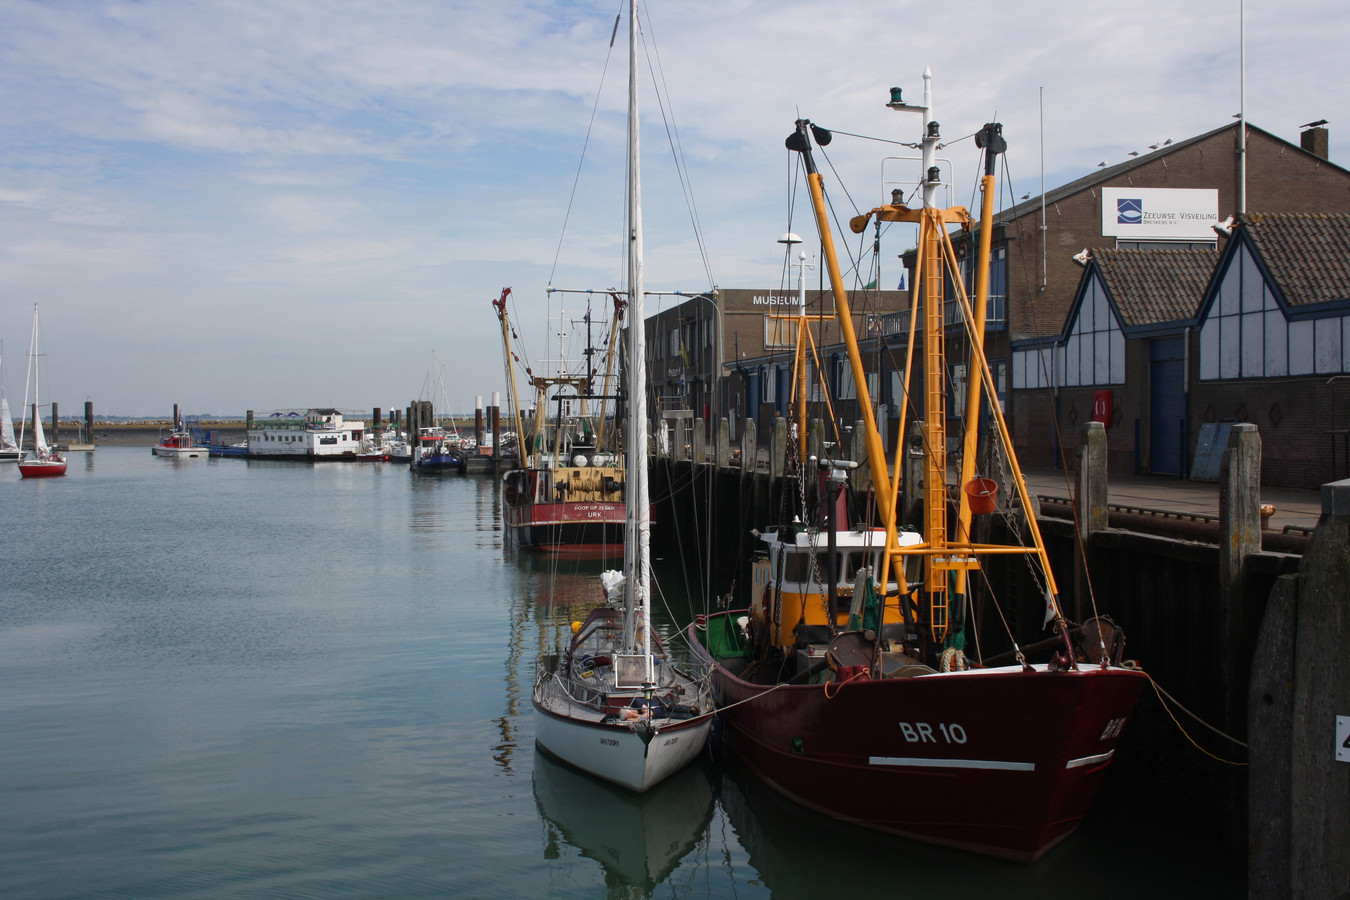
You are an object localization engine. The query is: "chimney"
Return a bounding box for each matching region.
[1301,125,1329,160]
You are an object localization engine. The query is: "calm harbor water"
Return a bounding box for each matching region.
[1,448,1241,898]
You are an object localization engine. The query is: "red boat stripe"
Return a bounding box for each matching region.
[1064,750,1115,769]
[869,756,1036,772]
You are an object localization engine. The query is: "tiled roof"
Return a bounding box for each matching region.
[1239,213,1350,307]
[1091,247,1218,327]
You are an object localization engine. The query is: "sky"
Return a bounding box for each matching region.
[0,0,1346,419]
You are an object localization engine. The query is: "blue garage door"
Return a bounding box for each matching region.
[1149,337,1186,475]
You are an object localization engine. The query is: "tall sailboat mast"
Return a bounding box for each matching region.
[622,0,653,680]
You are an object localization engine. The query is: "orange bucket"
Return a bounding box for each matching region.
[963,477,998,515]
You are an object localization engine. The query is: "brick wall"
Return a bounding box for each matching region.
[1190,375,1350,488]
[1002,127,1350,343]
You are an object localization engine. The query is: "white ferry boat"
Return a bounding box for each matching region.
[247,409,367,460]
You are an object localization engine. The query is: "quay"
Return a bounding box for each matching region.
[652,414,1347,899]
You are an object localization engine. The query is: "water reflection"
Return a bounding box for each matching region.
[533,750,714,899]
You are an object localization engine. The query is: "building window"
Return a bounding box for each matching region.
[1012,345,1054,389]
[949,363,967,416]
[1116,240,1217,250]
[835,358,857,400]
[959,245,1008,326]
[1199,242,1348,380]
[1059,277,1125,386]
[888,369,905,415]
[764,314,796,350]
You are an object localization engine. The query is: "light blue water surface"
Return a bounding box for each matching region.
[0,449,1239,898]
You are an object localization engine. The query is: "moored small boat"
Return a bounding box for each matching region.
[152,425,208,458]
[412,426,466,472]
[0,346,18,462]
[16,304,65,479]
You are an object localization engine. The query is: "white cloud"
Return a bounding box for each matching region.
[0,0,1345,414]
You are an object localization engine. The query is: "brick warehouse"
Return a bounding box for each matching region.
[998,122,1350,487]
[644,121,1350,488]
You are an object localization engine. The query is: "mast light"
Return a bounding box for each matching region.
[886,86,927,113]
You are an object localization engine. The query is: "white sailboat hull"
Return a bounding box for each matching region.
[533,675,711,793]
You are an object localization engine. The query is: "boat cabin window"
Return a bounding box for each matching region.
[840,550,871,582]
[781,550,811,585]
[779,547,897,588]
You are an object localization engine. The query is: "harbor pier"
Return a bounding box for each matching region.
[653,414,1342,882]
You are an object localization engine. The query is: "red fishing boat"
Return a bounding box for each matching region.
[496,289,633,562]
[690,74,1145,862]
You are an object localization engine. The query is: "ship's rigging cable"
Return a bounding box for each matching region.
[638,3,716,291]
[547,7,622,288]
[1027,325,1111,639]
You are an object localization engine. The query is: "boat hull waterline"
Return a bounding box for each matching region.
[18,457,67,478]
[692,614,1147,863]
[152,442,207,459]
[534,678,712,793]
[504,500,629,560]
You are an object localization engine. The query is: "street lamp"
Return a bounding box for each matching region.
[778,233,814,461]
[778,232,809,316]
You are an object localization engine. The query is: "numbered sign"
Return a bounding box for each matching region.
[1338,716,1350,764]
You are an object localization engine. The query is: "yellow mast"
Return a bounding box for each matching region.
[788,75,1068,656]
[792,123,892,504]
[493,288,528,464]
[595,293,625,451]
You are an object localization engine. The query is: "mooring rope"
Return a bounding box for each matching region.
[1145,671,1247,766]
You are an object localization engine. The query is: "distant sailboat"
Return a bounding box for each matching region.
[17,304,67,478]
[0,342,18,462]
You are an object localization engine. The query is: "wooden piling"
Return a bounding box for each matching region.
[1249,478,1350,899]
[1219,424,1262,735]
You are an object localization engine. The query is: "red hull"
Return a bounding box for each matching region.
[502,498,632,561]
[691,617,1146,862]
[19,460,67,478]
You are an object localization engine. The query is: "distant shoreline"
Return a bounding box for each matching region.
[50,417,477,448]
[61,424,248,448]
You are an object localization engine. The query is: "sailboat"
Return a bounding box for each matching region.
[0,342,18,462]
[690,74,1145,862]
[412,355,467,472]
[531,0,712,792]
[17,304,67,478]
